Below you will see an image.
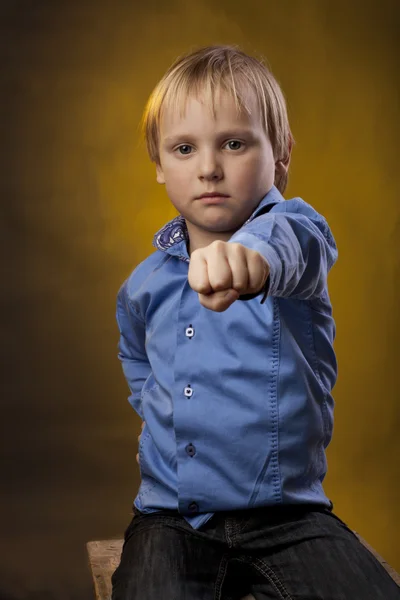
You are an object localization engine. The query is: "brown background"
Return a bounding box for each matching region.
[1,0,399,598]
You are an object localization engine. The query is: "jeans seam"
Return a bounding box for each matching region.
[225,517,238,548]
[215,554,230,600]
[225,517,249,543]
[240,556,293,600]
[236,517,252,535]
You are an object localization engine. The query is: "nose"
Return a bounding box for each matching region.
[197,150,223,182]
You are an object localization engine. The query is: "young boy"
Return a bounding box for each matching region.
[111,46,399,599]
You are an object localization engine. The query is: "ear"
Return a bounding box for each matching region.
[275,158,290,179]
[156,162,165,185]
[275,138,293,176]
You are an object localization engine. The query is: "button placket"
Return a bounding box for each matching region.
[184,385,193,398]
[183,317,197,509]
[186,443,196,457]
[185,324,195,339]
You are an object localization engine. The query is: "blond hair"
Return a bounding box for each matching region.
[141,45,294,194]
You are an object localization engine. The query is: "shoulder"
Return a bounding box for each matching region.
[261,196,333,236]
[269,196,321,218]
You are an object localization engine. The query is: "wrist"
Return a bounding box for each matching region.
[238,274,270,304]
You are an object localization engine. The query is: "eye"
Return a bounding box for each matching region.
[225,140,243,151]
[176,144,193,155]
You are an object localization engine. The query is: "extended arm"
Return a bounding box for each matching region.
[230,198,338,300]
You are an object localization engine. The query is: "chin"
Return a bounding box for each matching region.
[185,208,243,234]
[199,217,238,232]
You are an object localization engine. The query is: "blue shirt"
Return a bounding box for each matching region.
[116,185,338,529]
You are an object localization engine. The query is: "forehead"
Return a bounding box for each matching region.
[159,86,262,134]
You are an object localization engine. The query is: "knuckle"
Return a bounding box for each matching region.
[235,282,247,294]
[253,249,265,265]
[211,239,226,251]
[247,250,263,272]
[197,283,210,294]
[230,242,244,255]
[212,280,227,291]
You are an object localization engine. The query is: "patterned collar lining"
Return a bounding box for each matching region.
[152,215,189,254]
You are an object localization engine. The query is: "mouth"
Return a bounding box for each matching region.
[196,193,230,204]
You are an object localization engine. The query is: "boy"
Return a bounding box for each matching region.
[111,45,399,599]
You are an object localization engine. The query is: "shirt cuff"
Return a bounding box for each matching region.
[238,275,270,304]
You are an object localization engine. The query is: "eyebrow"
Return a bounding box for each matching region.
[163,129,256,145]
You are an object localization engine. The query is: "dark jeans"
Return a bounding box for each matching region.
[111,504,399,600]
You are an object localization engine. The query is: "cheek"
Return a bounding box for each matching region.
[244,151,275,181]
[164,161,190,185]
[164,168,190,201]
[228,157,263,186]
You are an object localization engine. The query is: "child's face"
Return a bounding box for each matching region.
[156,88,281,252]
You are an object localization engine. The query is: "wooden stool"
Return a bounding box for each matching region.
[87,533,399,600]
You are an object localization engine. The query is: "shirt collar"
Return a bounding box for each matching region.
[152,185,284,262]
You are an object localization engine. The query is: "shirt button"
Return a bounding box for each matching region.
[184,385,193,398]
[185,325,195,338]
[186,443,196,457]
[188,502,198,513]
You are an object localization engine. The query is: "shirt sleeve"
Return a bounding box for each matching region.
[229,198,338,301]
[116,281,151,419]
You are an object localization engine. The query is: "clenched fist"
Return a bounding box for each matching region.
[188,240,270,312]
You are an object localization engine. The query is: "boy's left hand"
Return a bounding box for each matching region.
[188,240,270,312]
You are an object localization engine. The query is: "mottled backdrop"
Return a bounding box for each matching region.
[0,0,399,598]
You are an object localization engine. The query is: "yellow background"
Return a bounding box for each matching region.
[1,0,398,596]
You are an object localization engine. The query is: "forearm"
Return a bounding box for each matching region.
[230,199,337,300]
